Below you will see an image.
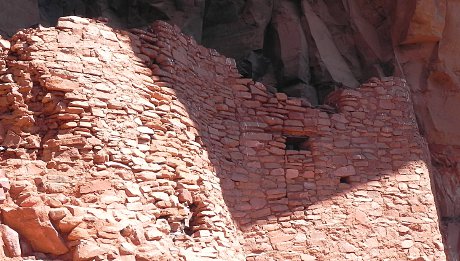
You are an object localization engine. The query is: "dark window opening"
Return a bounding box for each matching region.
[340,176,350,184]
[285,136,310,151]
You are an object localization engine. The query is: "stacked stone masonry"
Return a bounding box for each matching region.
[0,17,446,260]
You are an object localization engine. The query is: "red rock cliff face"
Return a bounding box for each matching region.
[393,2,460,259]
[0,17,447,260]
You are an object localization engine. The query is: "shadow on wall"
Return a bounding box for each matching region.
[127,21,446,259]
[1,0,400,109]
[0,17,446,260]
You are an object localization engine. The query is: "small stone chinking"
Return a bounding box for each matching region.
[0,16,446,260]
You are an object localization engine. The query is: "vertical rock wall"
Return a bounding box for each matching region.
[0,17,446,260]
[393,2,460,258]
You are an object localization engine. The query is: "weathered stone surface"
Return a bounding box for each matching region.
[302,0,359,88]
[79,180,112,194]
[44,77,80,92]
[2,207,68,255]
[400,0,447,44]
[73,240,106,261]
[0,17,447,261]
[266,0,309,83]
[394,2,460,257]
[332,166,356,177]
[0,224,21,257]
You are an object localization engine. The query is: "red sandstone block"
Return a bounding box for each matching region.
[332,155,348,165]
[242,100,262,108]
[334,140,350,148]
[284,105,307,112]
[44,77,80,92]
[57,113,80,121]
[241,121,268,129]
[317,118,331,125]
[332,166,356,177]
[288,112,305,120]
[268,147,285,156]
[60,136,86,146]
[236,91,252,99]
[270,169,284,176]
[250,198,267,209]
[271,204,289,212]
[353,161,369,167]
[250,85,268,96]
[230,173,249,182]
[56,20,84,30]
[263,116,283,125]
[283,126,307,134]
[235,78,253,85]
[172,47,188,65]
[267,188,286,199]
[275,93,288,101]
[268,232,295,244]
[79,180,112,194]
[242,132,273,141]
[286,169,299,179]
[250,208,271,219]
[379,100,395,109]
[302,171,315,179]
[284,120,304,127]
[395,175,420,182]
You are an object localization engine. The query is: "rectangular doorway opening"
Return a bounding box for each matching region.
[285,136,310,151]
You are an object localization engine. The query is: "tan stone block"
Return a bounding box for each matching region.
[79,180,112,194]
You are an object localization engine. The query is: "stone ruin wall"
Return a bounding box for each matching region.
[0,17,446,260]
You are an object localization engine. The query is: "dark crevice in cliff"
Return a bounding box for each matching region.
[1,0,394,106]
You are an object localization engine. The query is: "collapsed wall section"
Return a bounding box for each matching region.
[0,17,446,261]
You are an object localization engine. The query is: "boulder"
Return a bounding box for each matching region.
[0,224,21,257]
[73,240,106,261]
[2,207,69,255]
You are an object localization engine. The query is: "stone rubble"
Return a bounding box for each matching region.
[0,17,446,260]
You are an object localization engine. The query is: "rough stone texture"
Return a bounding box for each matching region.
[266,0,309,84]
[0,17,446,260]
[393,2,460,259]
[0,224,21,257]
[3,207,68,255]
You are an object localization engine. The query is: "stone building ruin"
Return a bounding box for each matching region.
[0,17,446,260]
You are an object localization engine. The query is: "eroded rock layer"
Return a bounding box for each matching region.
[0,17,446,260]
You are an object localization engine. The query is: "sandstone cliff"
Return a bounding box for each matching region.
[0,0,460,260]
